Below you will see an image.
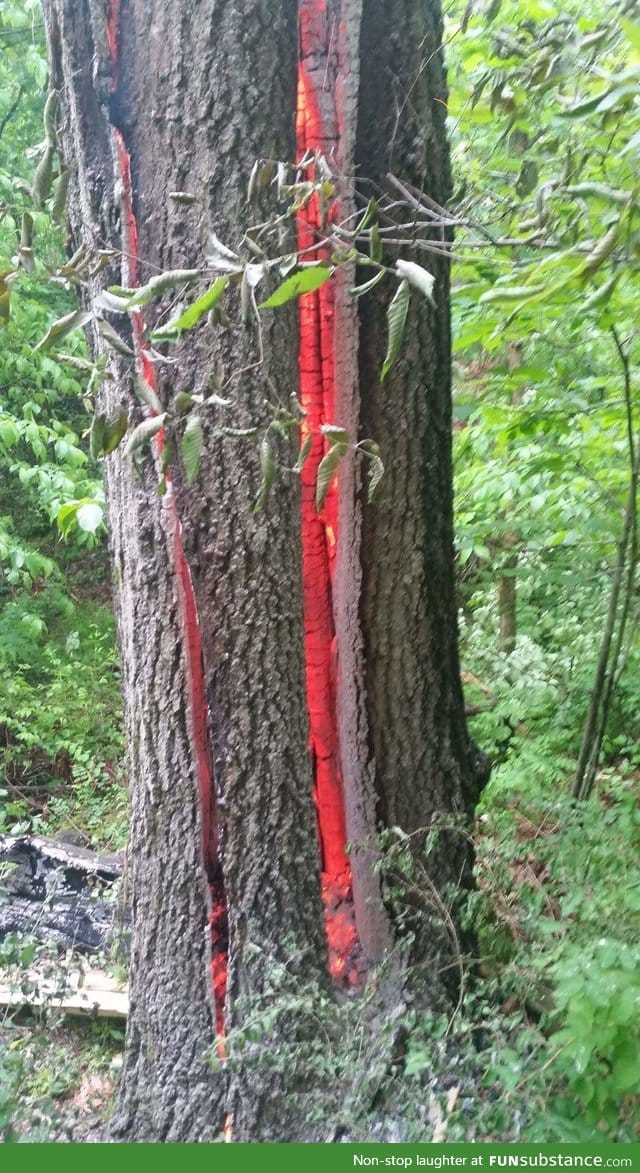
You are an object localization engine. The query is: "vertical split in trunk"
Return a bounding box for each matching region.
[107,0,228,1043]
[297,0,366,988]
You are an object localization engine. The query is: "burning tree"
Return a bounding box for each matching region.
[41,0,488,1141]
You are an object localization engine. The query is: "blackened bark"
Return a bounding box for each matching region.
[355,0,489,987]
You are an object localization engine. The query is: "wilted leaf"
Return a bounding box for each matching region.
[181,414,204,483]
[124,269,200,310]
[124,413,167,457]
[32,142,55,207]
[381,279,410,381]
[134,374,164,416]
[294,432,313,472]
[316,441,348,510]
[90,413,107,461]
[366,453,385,502]
[479,283,545,304]
[51,168,70,224]
[98,319,135,358]
[0,271,13,324]
[259,265,332,308]
[103,408,129,456]
[321,424,349,447]
[35,309,91,351]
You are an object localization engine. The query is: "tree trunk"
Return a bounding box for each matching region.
[43,0,489,1141]
[44,0,327,1142]
[355,0,489,985]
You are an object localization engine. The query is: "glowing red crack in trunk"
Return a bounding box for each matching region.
[298,0,361,988]
[107,2,227,1046]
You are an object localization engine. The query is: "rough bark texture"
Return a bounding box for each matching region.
[41,0,490,1140]
[355,0,489,982]
[112,0,328,1139]
[44,0,328,1143]
[43,0,225,1141]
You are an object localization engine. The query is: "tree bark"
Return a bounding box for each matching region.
[42,0,489,1141]
[44,0,327,1142]
[355,0,489,987]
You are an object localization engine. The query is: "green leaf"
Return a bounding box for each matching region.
[103,408,129,456]
[124,269,201,311]
[181,414,204,483]
[316,441,348,510]
[321,424,349,447]
[479,284,546,304]
[293,432,313,473]
[381,280,410,381]
[35,309,92,352]
[124,414,167,457]
[349,270,385,299]
[259,265,332,308]
[169,277,228,331]
[76,502,104,533]
[620,17,640,52]
[89,413,107,462]
[134,375,164,416]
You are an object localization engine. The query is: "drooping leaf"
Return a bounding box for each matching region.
[171,391,195,415]
[51,167,70,224]
[31,142,55,208]
[89,413,107,462]
[124,414,167,457]
[321,424,349,447]
[43,89,59,143]
[316,441,348,511]
[479,283,546,304]
[181,414,204,483]
[0,272,13,324]
[294,432,313,473]
[259,265,332,309]
[98,319,135,358]
[35,308,92,351]
[103,408,129,456]
[581,219,622,279]
[134,374,164,416]
[124,269,200,310]
[381,280,410,381]
[366,454,385,502]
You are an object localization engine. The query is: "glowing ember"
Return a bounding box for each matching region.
[298,0,363,987]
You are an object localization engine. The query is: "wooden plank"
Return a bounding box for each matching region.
[0,966,129,1019]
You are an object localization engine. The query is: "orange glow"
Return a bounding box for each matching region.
[298,1,363,988]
